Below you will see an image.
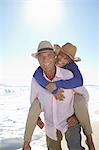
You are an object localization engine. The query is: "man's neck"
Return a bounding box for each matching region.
[44,66,56,80]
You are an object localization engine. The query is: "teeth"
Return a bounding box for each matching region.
[58,61,62,64]
[44,64,50,66]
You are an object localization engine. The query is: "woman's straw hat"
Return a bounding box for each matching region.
[54,43,81,62]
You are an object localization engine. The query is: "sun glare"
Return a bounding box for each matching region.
[23,0,61,30]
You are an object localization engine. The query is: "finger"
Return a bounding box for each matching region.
[59,90,64,94]
[58,96,64,101]
[60,88,64,92]
[60,94,65,99]
[58,98,64,101]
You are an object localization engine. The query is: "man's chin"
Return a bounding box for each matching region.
[43,67,53,72]
[56,64,64,67]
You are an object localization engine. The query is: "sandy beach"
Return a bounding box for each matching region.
[61,110,99,150]
[91,121,99,149]
[0,85,99,150]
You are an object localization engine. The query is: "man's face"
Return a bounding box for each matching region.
[56,51,71,68]
[37,51,55,72]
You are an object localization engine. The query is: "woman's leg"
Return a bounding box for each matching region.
[74,94,95,150]
[24,98,41,142]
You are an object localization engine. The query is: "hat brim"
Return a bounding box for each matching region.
[31,49,55,58]
[60,49,81,62]
[31,53,37,58]
[74,57,81,62]
[54,47,74,60]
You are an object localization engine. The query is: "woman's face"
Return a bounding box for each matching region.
[56,51,71,67]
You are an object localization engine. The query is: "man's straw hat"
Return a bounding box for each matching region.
[54,43,81,62]
[31,41,54,58]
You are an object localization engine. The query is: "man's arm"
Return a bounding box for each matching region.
[30,78,40,104]
[37,116,44,129]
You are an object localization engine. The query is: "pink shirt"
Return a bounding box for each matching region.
[30,67,89,140]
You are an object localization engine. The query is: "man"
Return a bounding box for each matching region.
[33,42,95,150]
[23,41,87,150]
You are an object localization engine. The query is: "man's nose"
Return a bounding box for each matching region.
[44,58,49,63]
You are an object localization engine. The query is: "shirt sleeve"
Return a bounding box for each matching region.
[30,77,39,104]
[73,86,89,103]
[56,62,83,89]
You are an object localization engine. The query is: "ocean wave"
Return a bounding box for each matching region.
[0,138,23,150]
[0,85,29,96]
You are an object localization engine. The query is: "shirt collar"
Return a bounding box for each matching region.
[43,66,63,81]
[55,66,63,78]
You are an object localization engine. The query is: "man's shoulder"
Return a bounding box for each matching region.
[31,77,40,86]
[31,77,45,91]
[58,67,73,80]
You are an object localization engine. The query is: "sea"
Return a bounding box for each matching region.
[0,84,99,150]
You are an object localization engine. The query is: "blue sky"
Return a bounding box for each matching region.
[0,0,99,85]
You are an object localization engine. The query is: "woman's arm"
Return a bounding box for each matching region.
[56,62,83,89]
[33,62,83,93]
[33,66,49,88]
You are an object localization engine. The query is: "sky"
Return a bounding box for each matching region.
[0,0,99,86]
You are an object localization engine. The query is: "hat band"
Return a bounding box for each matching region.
[38,48,53,52]
[61,49,74,60]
